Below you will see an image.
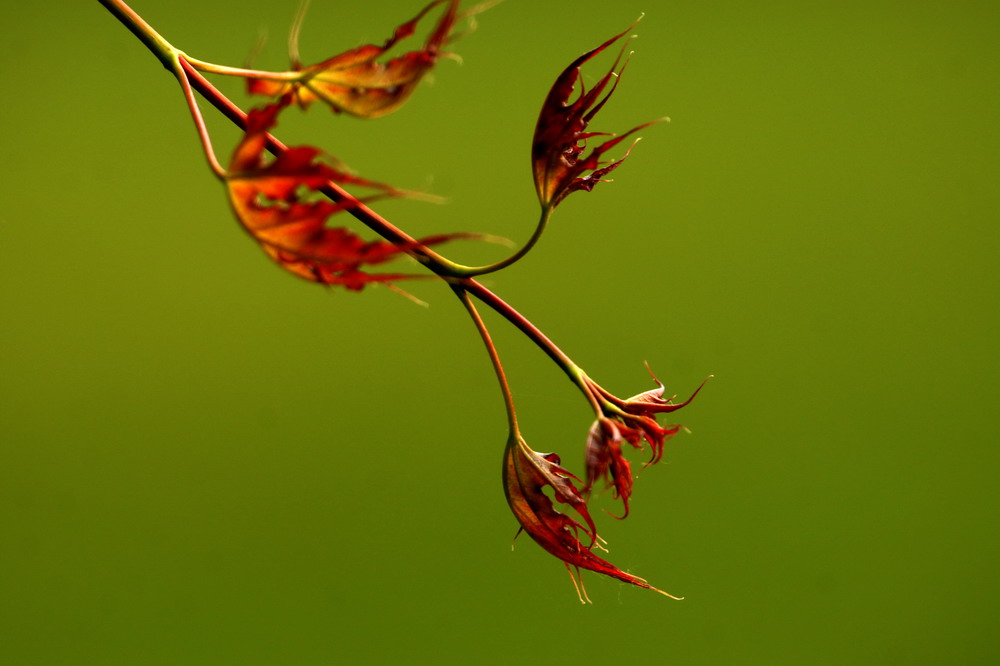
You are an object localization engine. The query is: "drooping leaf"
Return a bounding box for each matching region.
[225,101,466,289]
[247,0,462,118]
[504,434,680,602]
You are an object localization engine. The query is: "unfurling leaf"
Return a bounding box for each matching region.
[532,24,663,209]
[584,417,634,518]
[248,0,461,118]
[504,434,680,602]
[226,101,464,289]
[584,369,708,516]
[614,368,708,466]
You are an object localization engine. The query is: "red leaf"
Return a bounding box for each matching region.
[504,434,680,602]
[248,0,461,118]
[532,24,662,208]
[584,417,634,518]
[225,101,465,289]
[583,370,709,517]
[617,370,708,465]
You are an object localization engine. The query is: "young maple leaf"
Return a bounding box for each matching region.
[225,101,467,289]
[584,369,709,517]
[584,417,635,518]
[247,0,462,118]
[532,24,663,209]
[504,434,681,603]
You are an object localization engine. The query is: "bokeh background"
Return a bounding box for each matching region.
[2,0,997,663]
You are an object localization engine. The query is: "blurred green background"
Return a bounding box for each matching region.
[2,0,997,663]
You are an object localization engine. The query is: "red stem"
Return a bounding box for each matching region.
[454,287,519,434]
[178,59,589,387]
[178,59,456,269]
[102,1,596,408]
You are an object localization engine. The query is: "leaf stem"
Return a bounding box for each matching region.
[454,287,518,434]
[176,58,226,178]
[446,206,553,277]
[183,57,305,82]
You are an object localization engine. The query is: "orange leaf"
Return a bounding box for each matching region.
[248,0,461,118]
[225,101,463,289]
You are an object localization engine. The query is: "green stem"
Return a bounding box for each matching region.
[183,57,304,82]
[446,207,552,278]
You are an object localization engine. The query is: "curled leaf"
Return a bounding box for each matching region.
[248,0,462,118]
[584,417,634,518]
[225,101,466,289]
[532,23,662,209]
[504,434,679,602]
[584,369,708,516]
[617,369,708,465]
